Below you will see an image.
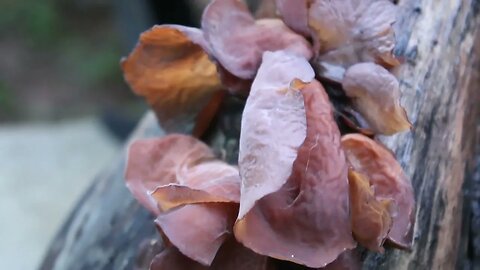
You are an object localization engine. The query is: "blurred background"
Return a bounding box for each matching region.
[0,1,215,269]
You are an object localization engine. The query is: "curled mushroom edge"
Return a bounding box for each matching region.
[235,51,356,268]
[341,133,416,249]
[121,25,223,134]
[125,134,242,266]
[342,62,412,135]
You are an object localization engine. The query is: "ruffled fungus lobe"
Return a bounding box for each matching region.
[236,51,355,267]
[121,25,222,133]
[308,0,399,68]
[120,0,419,267]
[150,246,207,270]
[125,135,224,215]
[236,51,313,219]
[150,238,272,270]
[207,238,273,270]
[125,135,241,265]
[155,204,237,265]
[275,0,311,36]
[342,62,411,135]
[341,134,416,249]
[321,249,361,270]
[151,160,240,211]
[348,170,392,252]
[202,0,312,79]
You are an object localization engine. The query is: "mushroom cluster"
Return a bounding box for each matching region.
[122,0,416,269]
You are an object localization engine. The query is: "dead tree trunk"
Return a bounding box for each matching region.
[40,0,480,269]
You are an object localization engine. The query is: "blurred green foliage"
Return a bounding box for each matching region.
[0,80,15,116]
[1,2,121,84]
[60,37,122,88]
[0,0,133,122]
[0,0,61,45]
[83,48,122,86]
[0,0,121,86]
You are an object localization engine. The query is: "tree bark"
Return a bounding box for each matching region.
[40,0,480,269]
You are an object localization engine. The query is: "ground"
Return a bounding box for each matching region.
[0,118,120,270]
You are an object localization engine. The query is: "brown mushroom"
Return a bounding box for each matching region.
[275,0,311,36]
[155,204,237,265]
[276,0,399,68]
[150,238,272,270]
[348,170,393,252]
[125,135,241,265]
[308,0,399,68]
[150,245,207,270]
[236,51,313,219]
[341,134,416,249]
[235,51,355,267]
[125,135,234,215]
[342,62,411,135]
[202,0,312,80]
[150,158,240,212]
[121,25,222,133]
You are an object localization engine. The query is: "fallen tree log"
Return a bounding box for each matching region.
[40,0,480,269]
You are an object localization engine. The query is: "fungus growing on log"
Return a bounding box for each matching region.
[125,135,241,265]
[342,62,411,135]
[235,52,355,268]
[236,51,312,219]
[121,0,418,268]
[342,134,416,249]
[307,0,399,68]
[121,26,222,133]
[150,238,273,270]
[202,0,312,80]
[348,170,392,252]
[276,0,399,68]
[275,0,310,37]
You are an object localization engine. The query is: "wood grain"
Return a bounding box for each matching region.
[363,0,480,269]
